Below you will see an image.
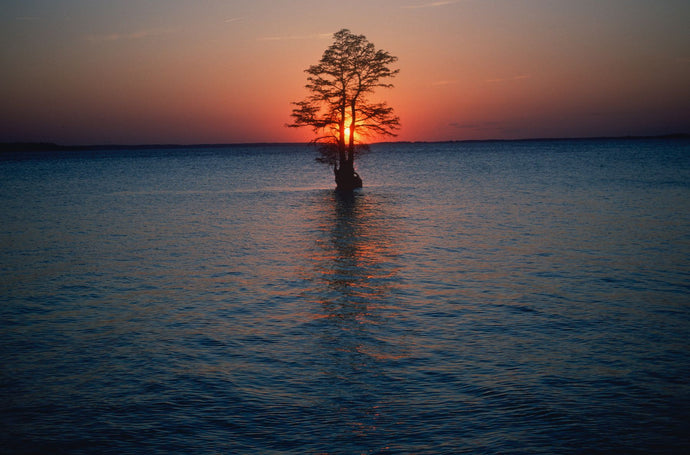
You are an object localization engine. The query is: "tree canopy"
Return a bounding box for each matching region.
[288,29,400,177]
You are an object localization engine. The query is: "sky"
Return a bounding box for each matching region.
[1,0,689,144]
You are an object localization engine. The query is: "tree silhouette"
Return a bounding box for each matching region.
[289,29,400,191]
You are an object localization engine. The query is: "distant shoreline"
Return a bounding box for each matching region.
[2,133,688,153]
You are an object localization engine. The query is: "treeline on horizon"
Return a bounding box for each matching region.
[1,134,688,154]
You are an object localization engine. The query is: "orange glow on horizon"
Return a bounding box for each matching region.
[342,116,363,143]
[1,1,688,144]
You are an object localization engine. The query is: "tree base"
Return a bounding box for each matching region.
[334,167,363,192]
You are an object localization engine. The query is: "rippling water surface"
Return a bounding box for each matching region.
[1,139,689,454]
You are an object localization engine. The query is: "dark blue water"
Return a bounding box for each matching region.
[1,139,689,454]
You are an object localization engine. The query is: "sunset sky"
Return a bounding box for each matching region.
[2,0,689,145]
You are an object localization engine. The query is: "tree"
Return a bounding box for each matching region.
[288,29,400,191]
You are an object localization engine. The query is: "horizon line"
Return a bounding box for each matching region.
[2,133,688,152]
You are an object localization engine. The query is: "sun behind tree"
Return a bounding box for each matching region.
[288,29,400,191]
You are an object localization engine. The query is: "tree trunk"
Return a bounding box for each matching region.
[334,155,362,192]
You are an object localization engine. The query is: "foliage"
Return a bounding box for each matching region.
[288,29,399,165]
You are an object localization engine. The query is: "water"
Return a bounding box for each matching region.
[1,139,689,454]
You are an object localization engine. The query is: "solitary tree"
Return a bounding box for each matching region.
[288,29,400,191]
